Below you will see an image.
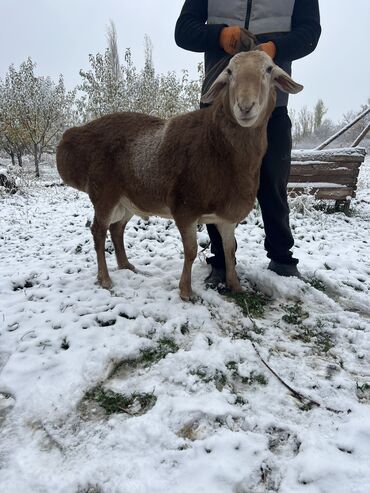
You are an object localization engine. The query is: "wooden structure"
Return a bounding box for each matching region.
[289,147,366,213]
[288,107,369,213]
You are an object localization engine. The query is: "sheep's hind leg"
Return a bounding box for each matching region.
[91,215,112,289]
[175,220,198,301]
[109,216,136,271]
[216,223,243,293]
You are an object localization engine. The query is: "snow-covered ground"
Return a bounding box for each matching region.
[1,156,370,493]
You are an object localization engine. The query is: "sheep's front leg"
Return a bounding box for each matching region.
[109,217,136,271]
[216,223,243,293]
[91,216,112,289]
[176,220,198,301]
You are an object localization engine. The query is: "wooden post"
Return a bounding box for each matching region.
[351,121,370,147]
[316,107,370,150]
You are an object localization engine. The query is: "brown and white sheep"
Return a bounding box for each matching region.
[56,51,302,300]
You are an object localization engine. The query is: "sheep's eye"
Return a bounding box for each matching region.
[266,66,273,74]
[227,68,232,76]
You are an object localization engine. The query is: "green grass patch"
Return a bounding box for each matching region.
[84,386,156,416]
[290,319,334,353]
[281,302,309,325]
[306,277,326,292]
[193,366,228,391]
[226,361,268,386]
[226,361,239,374]
[241,371,268,386]
[138,337,179,366]
[234,395,246,406]
[110,337,179,378]
[356,382,370,402]
[316,331,334,353]
[224,289,268,318]
[291,325,315,344]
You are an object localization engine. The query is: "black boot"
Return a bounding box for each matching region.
[204,224,227,286]
[268,260,301,278]
[204,265,226,287]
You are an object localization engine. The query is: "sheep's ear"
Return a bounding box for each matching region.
[200,70,229,105]
[272,66,303,94]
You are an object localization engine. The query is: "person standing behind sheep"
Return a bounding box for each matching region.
[175,0,321,282]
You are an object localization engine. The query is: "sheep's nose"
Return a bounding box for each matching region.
[238,102,255,115]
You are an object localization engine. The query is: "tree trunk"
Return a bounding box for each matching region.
[17,153,23,167]
[9,151,16,166]
[34,143,40,177]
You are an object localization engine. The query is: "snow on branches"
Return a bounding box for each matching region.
[78,35,203,121]
[0,58,75,176]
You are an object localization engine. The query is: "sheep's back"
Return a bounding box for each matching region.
[56,112,165,193]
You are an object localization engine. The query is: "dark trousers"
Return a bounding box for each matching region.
[207,106,298,268]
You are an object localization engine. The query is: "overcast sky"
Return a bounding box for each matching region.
[1,0,369,121]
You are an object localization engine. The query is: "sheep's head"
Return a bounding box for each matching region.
[201,51,303,128]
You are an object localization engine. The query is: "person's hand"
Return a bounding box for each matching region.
[219,26,241,55]
[258,41,276,59]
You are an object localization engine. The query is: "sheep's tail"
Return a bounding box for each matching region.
[56,128,89,193]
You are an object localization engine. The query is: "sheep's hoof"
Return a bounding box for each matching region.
[180,290,193,302]
[98,277,113,290]
[118,262,136,272]
[228,281,245,294]
[232,286,246,294]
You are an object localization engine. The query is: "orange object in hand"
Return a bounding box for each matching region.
[259,41,276,59]
[219,26,241,55]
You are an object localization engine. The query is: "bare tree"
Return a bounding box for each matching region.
[106,20,121,82]
[1,58,75,176]
[290,106,314,145]
[314,98,328,130]
[0,79,29,165]
[0,118,28,167]
[78,32,203,121]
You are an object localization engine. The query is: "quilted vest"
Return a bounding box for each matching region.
[208,0,295,106]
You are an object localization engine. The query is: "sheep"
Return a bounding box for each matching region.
[56,51,303,300]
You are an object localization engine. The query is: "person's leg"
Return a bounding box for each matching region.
[257,106,298,268]
[206,224,226,268]
[204,224,227,284]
